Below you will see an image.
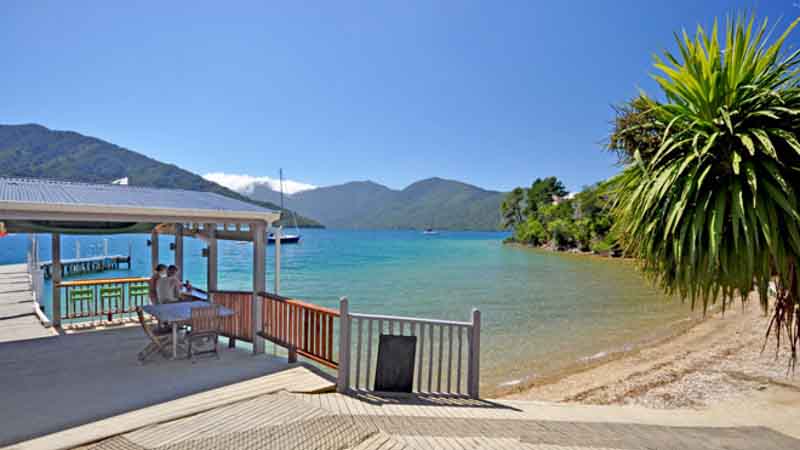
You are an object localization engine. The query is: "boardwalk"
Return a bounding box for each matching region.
[15,389,799,450]
[0,263,53,343]
[57,391,800,450]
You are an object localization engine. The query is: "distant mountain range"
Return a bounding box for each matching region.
[0,124,321,227]
[245,178,506,231]
[0,124,506,231]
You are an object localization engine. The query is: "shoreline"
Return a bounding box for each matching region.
[499,297,800,410]
[491,311,708,398]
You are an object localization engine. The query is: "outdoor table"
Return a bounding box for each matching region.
[142,301,233,359]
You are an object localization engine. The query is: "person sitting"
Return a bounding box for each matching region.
[167,265,184,299]
[156,265,181,303]
[149,264,167,304]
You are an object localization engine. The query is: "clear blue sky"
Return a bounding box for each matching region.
[1,1,797,192]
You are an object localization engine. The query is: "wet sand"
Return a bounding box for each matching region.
[504,298,800,410]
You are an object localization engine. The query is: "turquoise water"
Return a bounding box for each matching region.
[0,229,697,394]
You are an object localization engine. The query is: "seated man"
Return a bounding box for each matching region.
[156,265,181,303]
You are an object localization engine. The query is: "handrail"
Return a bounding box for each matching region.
[260,292,340,316]
[57,277,150,287]
[348,312,471,327]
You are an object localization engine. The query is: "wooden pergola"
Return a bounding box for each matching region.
[0,177,282,354]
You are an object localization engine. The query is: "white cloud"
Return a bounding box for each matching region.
[203,172,317,195]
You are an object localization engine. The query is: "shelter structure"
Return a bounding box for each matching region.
[0,177,282,353]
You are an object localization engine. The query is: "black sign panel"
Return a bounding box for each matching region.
[374,334,417,393]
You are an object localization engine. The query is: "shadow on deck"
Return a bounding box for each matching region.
[343,390,522,411]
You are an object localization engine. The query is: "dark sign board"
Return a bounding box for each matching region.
[374,334,417,393]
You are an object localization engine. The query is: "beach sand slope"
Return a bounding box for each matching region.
[507,299,800,409]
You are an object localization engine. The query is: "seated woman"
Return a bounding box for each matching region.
[156,265,181,303]
[149,264,167,304]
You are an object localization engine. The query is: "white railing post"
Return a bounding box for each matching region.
[468,308,481,398]
[337,296,351,393]
[274,227,282,295]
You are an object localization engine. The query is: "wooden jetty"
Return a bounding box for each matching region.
[40,254,131,280]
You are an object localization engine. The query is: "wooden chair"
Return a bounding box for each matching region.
[136,307,172,363]
[187,305,222,360]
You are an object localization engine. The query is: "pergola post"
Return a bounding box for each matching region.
[174,223,184,279]
[252,221,266,354]
[150,228,159,272]
[205,223,218,292]
[51,233,62,328]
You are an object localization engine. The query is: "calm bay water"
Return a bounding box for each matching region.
[0,229,697,394]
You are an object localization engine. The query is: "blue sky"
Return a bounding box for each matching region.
[2,1,797,192]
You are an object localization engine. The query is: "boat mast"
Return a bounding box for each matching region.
[279,168,285,212]
[279,169,300,233]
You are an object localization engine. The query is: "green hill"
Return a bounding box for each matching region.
[0,124,321,227]
[249,177,505,230]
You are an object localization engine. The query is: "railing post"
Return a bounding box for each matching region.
[337,296,350,393]
[274,227,281,295]
[468,308,481,399]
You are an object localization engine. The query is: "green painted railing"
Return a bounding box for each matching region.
[58,277,151,324]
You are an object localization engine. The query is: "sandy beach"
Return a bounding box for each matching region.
[504,298,800,411]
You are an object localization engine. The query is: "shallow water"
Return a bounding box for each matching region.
[0,229,697,394]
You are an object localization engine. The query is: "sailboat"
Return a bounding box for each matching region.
[422,215,438,235]
[268,169,301,245]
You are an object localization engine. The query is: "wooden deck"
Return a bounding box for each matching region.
[14,390,799,450]
[0,263,54,343]
[0,325,331,448]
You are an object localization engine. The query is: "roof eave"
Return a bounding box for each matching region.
[0,201,281,225]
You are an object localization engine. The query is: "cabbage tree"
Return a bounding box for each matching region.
[611,16,800,365]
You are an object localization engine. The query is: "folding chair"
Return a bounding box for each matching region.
[187,305,222,361]
[136,307,173,363]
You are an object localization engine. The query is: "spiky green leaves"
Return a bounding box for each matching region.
[610,15,800,358]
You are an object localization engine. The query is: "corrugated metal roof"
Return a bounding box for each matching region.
[0,177,276,215]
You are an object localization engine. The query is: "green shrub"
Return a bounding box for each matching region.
[514,218,547,245]
[547,219,577,249]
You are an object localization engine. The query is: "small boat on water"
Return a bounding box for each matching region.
[422,215,438,235]
[269,232,300,244]
[270,168,301,245]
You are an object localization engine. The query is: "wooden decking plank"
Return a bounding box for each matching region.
[8,365,334,450]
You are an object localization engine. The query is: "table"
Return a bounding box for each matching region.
[142,301,234,359]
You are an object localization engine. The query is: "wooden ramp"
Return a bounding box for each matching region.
[6,365,335,450]
[0,263,53,343]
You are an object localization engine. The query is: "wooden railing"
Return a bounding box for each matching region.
[208,290,341,369]
[57,277,150,324]
[259,292,340,369]
[339,298,481,398]
[209,291,254,342]
[208,292,481,397]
